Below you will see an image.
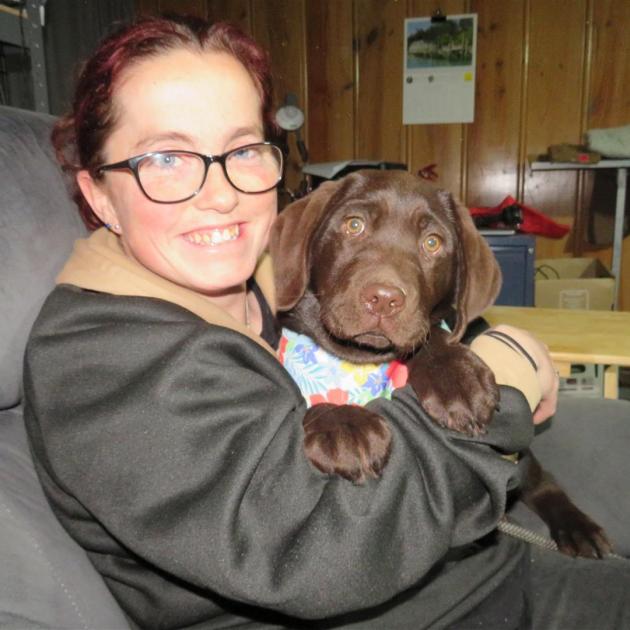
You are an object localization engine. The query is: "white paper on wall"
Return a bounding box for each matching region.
[403,14,477,125]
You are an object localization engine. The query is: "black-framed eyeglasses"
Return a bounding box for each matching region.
[97,141,284,203]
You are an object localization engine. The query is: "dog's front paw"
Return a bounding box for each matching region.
[302,404,392,484]
[407,343,499,436]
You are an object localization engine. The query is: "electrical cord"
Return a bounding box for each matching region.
[534,263,561,280]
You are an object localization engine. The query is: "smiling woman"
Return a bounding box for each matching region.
[70,47,278,313]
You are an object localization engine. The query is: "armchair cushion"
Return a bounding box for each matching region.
[0,106,86,410]
[0,407,130,628]
[0,106,128,627]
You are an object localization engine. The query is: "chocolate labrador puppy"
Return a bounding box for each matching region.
[270,169,611,558]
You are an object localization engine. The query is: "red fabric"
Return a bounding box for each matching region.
[469,196,570,238]
[309,388,349,407]
[385,360,409,389]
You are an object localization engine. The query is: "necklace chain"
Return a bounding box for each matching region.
[244,291,250,329]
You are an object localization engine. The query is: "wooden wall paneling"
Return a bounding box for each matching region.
[354,0,407,164]
[570,0,595,261]
[572,0,596,270]
[522,0,588,260]
[251,0,307,196]
[138,0,245,23]
[251,0,306,113]
[588,0,630,128]
[466,0,525,207]
[305,0,355,163]
[406,0,468,198]
[206,0,252,33]
[586,0,630,310]
[136,0,159,16]
[156,0,207,17]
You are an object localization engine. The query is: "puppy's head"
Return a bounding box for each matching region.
[270,170,501,362]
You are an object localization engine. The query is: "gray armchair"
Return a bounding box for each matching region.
[0,105,130,629]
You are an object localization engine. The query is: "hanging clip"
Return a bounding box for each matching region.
[431,8,447,23]
[417,163,439,181]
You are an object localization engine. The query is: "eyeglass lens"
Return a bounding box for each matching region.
[137,144,282,202]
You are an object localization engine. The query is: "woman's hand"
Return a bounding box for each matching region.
[489,325,560,424]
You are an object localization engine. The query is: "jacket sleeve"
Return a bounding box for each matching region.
[23,289,533,620]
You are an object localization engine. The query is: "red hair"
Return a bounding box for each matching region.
[52,15,277,230]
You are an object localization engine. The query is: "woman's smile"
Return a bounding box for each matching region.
[183,223,241,246]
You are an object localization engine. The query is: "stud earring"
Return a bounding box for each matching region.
[104,222,121,233]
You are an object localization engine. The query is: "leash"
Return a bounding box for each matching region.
[497,516,626,560]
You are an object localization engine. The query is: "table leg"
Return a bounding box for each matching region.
[612,168,627,309]
[553,361,572,378]
[604,365,619,399]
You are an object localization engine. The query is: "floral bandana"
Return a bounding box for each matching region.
[278,328,409,407]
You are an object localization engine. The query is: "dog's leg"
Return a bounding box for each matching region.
[406,327,499,436]
[521,454,613,558]
[302,404,392,484]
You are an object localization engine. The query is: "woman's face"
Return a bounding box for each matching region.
[81,48,277,297]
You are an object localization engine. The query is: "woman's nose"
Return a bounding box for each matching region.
[194,163,238,213]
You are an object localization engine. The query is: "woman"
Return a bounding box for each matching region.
[22,14,630,630]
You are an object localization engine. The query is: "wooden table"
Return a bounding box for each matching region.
[483,306,630,398]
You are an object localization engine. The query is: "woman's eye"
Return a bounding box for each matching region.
[149,153,181,170]
[343,217,365,236]
[422,234,442,253]
[231,145,260,161]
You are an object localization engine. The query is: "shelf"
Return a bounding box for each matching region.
[530,158,630,171]
[528,158,629,309]
[0,2,48,112]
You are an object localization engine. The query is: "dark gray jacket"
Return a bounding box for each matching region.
[23,285,534,629]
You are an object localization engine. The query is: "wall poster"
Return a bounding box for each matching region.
[403,14,477,125]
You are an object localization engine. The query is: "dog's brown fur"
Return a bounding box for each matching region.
[270,169,611,558]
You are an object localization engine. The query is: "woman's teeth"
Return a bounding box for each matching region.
[185,225,239,245]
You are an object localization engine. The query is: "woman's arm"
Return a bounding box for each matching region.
[471,324,560,424]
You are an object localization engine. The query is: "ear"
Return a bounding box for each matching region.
[76,170,120,228]
[269,181,340,311]
[438,190,502,341]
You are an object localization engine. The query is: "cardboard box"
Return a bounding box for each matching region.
[535,257,615,310]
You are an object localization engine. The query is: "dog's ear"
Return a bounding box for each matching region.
[270,181,341,310]
[437,190,502,341]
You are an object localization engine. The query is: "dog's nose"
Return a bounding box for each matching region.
[361,284,406,317]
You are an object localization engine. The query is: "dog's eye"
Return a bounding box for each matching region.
[344,217,365,236]
[423,234,442,253]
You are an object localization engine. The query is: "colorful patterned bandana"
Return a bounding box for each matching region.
[278,328,409,407]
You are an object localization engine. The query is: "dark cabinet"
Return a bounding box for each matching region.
[483,233,535,307]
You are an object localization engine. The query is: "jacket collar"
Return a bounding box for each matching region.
[56,228,277,355]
